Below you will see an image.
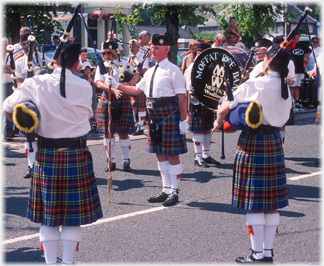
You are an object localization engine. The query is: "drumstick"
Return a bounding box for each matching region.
[221,125,225,159]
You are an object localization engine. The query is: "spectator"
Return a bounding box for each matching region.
[223,31,241,47]
[224,17,241,41]
[79,47,96,75]
[212,33,225,48]
[181,41,199,74]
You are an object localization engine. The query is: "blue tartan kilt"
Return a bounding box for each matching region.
[130,92,146,108]
[27,146,103,227]
[232,131,288,211]
[146,98,187,155]
[188,105,214,132]
[97,92,135,134]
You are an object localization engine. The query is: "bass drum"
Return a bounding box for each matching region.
[191,47,255,110]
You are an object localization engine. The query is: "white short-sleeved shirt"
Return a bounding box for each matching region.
[3,68,93,138]
[228,71,292,128]
[15,53,52,80]
[184,62,193,92]
[133,51,149,71]
[94,58,128,84]
[3,54,14,84]
[136,58,186,97]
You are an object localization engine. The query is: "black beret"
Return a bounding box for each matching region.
[102,41,118,50]
[196,42,211,51]
[255,38,272,48]
[20,32,31,43]
[152,34,170,46]
[267,43,290,69]
[61,42,81,59]
[272,35,285,45]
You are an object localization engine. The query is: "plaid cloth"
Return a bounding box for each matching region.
[315,105,321,125]
[130,92,146,108]
[97,91,135,134]
[146,97,187,155]
[27,143,103,227]
[188,105,214,132]
[232,131,288,211]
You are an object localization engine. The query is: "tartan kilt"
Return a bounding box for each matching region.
[146,98,187,155]
[232,131,288,211]
[188,105,214,132]
[19,131,37,138]
[27,146,103,227]
[315,105,321,125]
[97,92,135,134]
[130,92,146,108]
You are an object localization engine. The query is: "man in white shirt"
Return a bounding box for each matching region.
[2,42,103,265]
[107,34,189,207]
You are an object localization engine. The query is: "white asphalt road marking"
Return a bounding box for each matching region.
[3,201,192,245]
[287,171,321,180]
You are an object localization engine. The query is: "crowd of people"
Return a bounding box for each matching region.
[2,15,321,264]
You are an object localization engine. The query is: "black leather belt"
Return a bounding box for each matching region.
[250,125,280,134]
[146,96,177,110]
[38,136,87,148]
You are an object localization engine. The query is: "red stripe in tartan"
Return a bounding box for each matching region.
[130,92,146,108]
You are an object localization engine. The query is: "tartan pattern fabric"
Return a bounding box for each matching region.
[188,105,214,132]
[232,131,288,211]
[146,97,187,155]
[27,147,103,227]
[315,105,321,125]
[97,91,135,134]
[130,92,146,108]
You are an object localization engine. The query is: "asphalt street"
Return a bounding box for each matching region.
[2,109,321,265]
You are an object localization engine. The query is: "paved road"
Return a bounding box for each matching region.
[2,109,321,264]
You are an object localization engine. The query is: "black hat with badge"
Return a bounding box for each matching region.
[102,41,118,50]
[152,34,170,46]
[255,38,272,48]
[59,42,81,98]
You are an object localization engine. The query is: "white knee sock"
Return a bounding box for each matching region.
[280,130,286,144]
[25,141,37,167]
[39,225,60,264]
[158,160,171,194]
[119,137,131,162]
[263,213,280,258]
[169,163,182,195]
[61,226,82,264]
[138,111,146,130]
[202,133,212,159]
[104,137,115,163]
[192,133,204,161]
[246,213,265,260]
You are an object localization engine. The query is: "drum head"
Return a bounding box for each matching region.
[191,47,247,110]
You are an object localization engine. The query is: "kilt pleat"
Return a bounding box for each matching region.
[130,92,146,108]
[232,131,288,211]
[188,106,214,132]
[27,147,103,227]
[147,98,187,155]
[97,92,135,134]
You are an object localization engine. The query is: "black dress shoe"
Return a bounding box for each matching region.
[202,156,221,165]
[147,191,169,203]
[262,257,273,263]
[235,249,264,263]
[105,162,116,172]
[132,128,144,136]
[23,166,32,179]
[123,159,131,172]
[194,159,210,168]
[163,193,179,207]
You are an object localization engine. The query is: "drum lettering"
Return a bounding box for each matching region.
[212,76,224,88]
[232,71,240,84]
[196,70,203,79]
[198,62,205,71]
[229,61,236,69]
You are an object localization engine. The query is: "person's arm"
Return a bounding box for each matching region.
[212,100,231,133]
[2,109,13,122]
[177,93,187,121]
[107,76,143,97]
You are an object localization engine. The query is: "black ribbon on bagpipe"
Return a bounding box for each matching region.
[27,15,41,71]
[6,45,18,91]
[135,47,151,72]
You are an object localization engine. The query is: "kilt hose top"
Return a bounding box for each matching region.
[146,97,187,155]
[97,91,136,134]
[232,130,288,211]
[27,136,103,227]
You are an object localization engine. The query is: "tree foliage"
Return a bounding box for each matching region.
[5,3,72,44]
[114,4,216,65]
[214,3,297,47]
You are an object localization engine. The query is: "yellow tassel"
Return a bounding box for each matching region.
[245,101,262,129]
[13,103,39,133]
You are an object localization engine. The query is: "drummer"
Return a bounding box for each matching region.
[184,41,221,167]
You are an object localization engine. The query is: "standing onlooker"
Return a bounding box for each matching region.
[79,47,96,75]
[223,31,241,47]
[289,32,312,109]
[2,38,15,141]
[181,41,199,74]
[224,17,241,41]
[13,26,31,60]
[305,37,321,77]
[212,33,225,48]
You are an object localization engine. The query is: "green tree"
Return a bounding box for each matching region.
[114,4,216,65]
[5,3,72,45]
[215,3,297,48]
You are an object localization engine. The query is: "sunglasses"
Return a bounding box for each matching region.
[102,51,112,56]
[312,41,319,44]
[229,36,236,39]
